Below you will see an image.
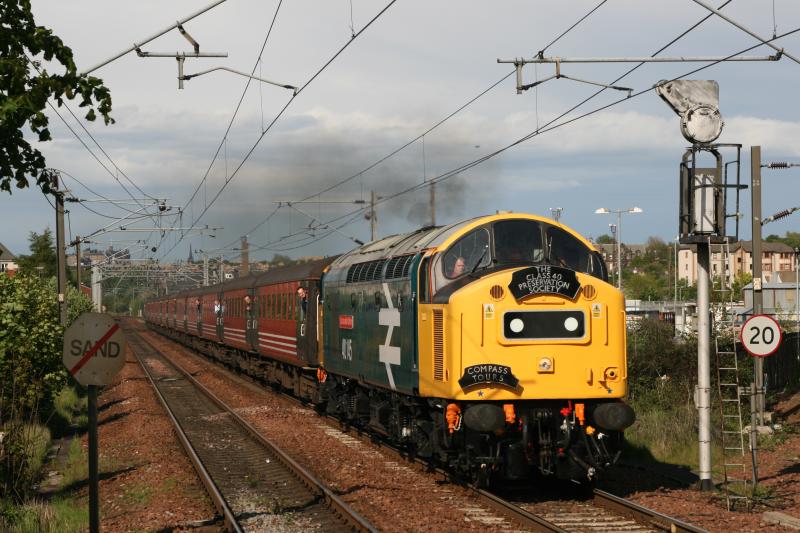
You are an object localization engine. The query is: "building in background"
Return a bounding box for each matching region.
[0,242,18,276]
[678,241,797,286]
[595,243,648,279]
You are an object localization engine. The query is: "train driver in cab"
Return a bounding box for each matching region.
[450,257,466,277]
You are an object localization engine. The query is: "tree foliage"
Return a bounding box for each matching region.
[0,274,94,500]
[15,228,57,278]
[765,231,800,251]
[624,237,674,300]
[626,318,697,403]
[0,0,113,194]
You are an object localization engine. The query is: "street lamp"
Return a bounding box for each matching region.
[594,207,643,290]
[608,224,617,286]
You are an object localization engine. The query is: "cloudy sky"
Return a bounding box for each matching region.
[3,0,800,262]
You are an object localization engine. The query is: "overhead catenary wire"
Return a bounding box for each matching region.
[153,0,287,257]
[241,1,742,253]
[234,0,612,239]
[27,58,161,222]
[160,0,608,258]
[158,0,400,258]
[161,1,788,261]
[246,26,800,255]
[177,0,286,228]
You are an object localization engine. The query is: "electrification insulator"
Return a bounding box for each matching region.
[773,209,793,221]
[765,162,789,168]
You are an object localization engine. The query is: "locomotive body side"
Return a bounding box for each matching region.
[322,249,421,395]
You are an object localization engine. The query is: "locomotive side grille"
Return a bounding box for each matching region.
[369,259,387,281]
[400,255,413,277]
[364,261,379,281]
[384,254,414,280]
[347,259,388,283]
[433,309,445,381]
[385,256,402,279]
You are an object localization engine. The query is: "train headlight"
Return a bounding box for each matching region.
[537,357,554,373]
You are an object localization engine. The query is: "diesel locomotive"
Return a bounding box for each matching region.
[145,212,635,484]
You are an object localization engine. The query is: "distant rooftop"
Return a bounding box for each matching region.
[0,242,16,261]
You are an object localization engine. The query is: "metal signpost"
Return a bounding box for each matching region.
[740,314,782,486]
[62,313,127,533]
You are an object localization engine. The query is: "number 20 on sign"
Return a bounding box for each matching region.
[740,314,782,357]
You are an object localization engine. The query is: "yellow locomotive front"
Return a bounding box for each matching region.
[416,213,634,483]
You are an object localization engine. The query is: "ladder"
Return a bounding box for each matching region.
[713,241,751,510]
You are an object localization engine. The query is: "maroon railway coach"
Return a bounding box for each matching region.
[148,258,335,393]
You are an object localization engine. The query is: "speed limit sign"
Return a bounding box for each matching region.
[740,315,782,357]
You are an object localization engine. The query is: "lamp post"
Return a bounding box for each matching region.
[594,207,643,290]
[608,224,618,286]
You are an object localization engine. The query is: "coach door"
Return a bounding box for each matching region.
[246,289,258,350]
[195,297,203,336]
[216,291,224,341]
[182,297,188,332]
[296,282,318,365]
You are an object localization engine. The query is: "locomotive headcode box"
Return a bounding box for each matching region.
[508,265,581,300]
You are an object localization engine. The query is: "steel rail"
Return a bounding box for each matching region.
[129,327,376,532]
[593,489,709,533]
[131,337,242,533]
[144,322,707,533]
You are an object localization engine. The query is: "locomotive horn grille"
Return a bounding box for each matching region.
[490,285,505,300]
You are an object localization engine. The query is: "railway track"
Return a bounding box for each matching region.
[125,323,375,532]
[142,322,708,533]
[485,488,708,532]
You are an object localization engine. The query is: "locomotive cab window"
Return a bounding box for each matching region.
[545,225,592,272]
[494,219,544,265]
[435,218,608,292]
[443,228,491,279]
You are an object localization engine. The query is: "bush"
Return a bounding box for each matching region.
[0,274,93,501]
[0,496,87,533]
